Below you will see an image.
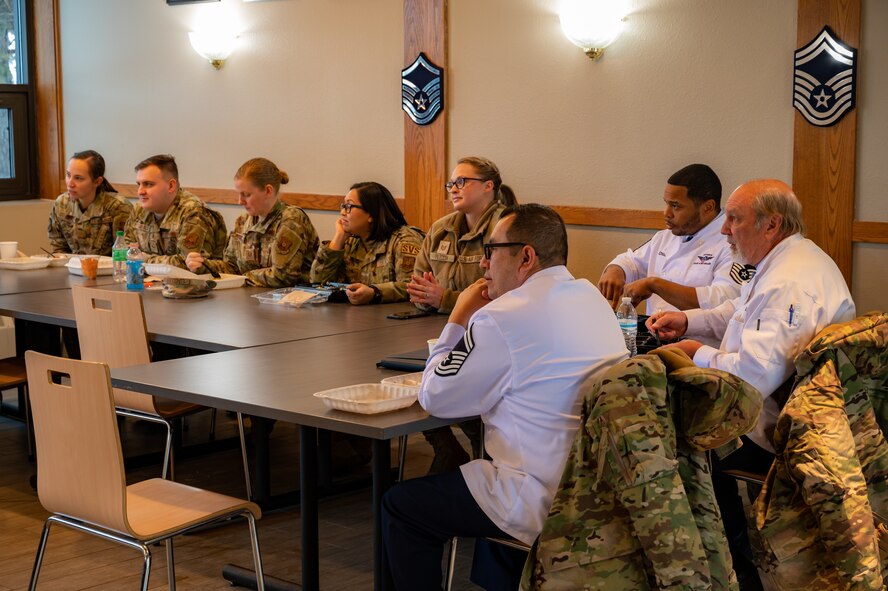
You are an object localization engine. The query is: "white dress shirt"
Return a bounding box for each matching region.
[686,234,856,452]
[420,266,627,544]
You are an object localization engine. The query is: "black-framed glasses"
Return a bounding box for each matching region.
[340,202,367,214]
[482,242,530,259]
[445,177,486,191]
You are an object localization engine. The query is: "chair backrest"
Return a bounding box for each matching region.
[72,286,155,413]
[25,350,132,534]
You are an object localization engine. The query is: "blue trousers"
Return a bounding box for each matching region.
[381,469,527,591]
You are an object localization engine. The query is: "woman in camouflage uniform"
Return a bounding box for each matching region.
[186,157,319,287]
[407,156,517,314]
[407,156,518,474]
[310,182,423,304]
[47,149,133,255]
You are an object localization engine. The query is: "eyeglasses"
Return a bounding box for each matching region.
[445,177,486,191]
[482,242,530,260]
[340,202,367,214]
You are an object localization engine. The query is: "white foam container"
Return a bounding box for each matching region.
[380,372,423,391]
[314,383,418,414]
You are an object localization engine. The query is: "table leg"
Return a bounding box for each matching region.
[299,426,319,591]
[372,438,392,591]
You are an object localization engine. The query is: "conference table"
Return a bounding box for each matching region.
[0,265,117,296]
[0,271,456,590]
[0,281,442,351]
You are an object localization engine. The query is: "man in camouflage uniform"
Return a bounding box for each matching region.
[48,158,132,255]
[202,198,319,287]
[311,224,423,302]
[524,349,763,590]
[124,154,227,267]
[750,312,888,590]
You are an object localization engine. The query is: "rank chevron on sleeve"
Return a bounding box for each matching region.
[434,324,475,377]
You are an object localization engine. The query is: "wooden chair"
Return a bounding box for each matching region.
[444,536,530,591]
[25,350,265,591]
[71,286,210,480]
[0,355,33,456]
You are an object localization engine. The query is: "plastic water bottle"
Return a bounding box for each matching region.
[111,230,127,283]
[616,296,638,357]
[126,244,144,291]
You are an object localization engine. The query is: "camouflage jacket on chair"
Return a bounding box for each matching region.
[751,312,888,591]
[523,349,762,591]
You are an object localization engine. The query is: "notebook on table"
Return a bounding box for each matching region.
[376,348,428,372]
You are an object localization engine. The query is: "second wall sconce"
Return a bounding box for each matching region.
[189,31,237,69]
[559,0,628,61]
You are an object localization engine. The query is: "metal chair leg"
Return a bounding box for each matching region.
[246,512,266,591]
[166,537,176,590]
[139,543,152,591]
[237,412,253,500]
[162,419,174,481]
[444,537,458,591]
[28,519,54,591]
[396,434,408,482]
[208,407,217,440]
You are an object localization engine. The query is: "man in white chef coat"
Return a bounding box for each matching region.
[381,204,627,591]
[648,178,856,590]
[599,164,745,347]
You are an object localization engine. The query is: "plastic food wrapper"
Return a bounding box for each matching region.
[161,278,216,299]
[252,286,331,308]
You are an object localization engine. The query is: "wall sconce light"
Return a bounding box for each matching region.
[559,0,628,61]
[188,31,237,69]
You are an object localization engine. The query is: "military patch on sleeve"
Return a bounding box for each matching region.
[182,232,200,250]
[434,325,475,377]
[276,235,293,254]
[400,243,420,257]
[730,262,757,284]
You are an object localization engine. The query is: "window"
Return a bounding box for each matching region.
[0,0,35,199]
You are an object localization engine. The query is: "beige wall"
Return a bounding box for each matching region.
[4,0,880,311]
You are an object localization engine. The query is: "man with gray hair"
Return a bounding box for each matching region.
[648,179,855,589]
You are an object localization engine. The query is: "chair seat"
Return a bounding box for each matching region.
[126,478,261,540]
[153,396,206,419]
[0,357,27,389]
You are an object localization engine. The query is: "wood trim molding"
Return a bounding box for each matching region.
[403,0,447,231]
[113,183,348,212]
[852,221,888,244]
[792,0,860,284]
[112,182,888,243]
[33,0,65,199]
[552,205,663,230]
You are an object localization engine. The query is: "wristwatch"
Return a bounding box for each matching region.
[370,284,382,304]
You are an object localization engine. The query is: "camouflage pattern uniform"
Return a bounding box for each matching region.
[310,225,424,302]
[523,349,763,590]
[750,312,888,590]
[203,200,319,287]
[124,188,227,268]
[47,190,133,255]
[413,200,505,313]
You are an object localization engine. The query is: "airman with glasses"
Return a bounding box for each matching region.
[310,182,424,304]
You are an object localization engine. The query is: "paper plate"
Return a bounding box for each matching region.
[0,257,52,270]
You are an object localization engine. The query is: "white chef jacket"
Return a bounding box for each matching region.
[609,212,740,314]
[420,266,627,544]
[686,234,855,452]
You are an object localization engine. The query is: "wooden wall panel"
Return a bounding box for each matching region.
[33,0,64,199]
[792,0,860,283]
[403,0,447,231]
